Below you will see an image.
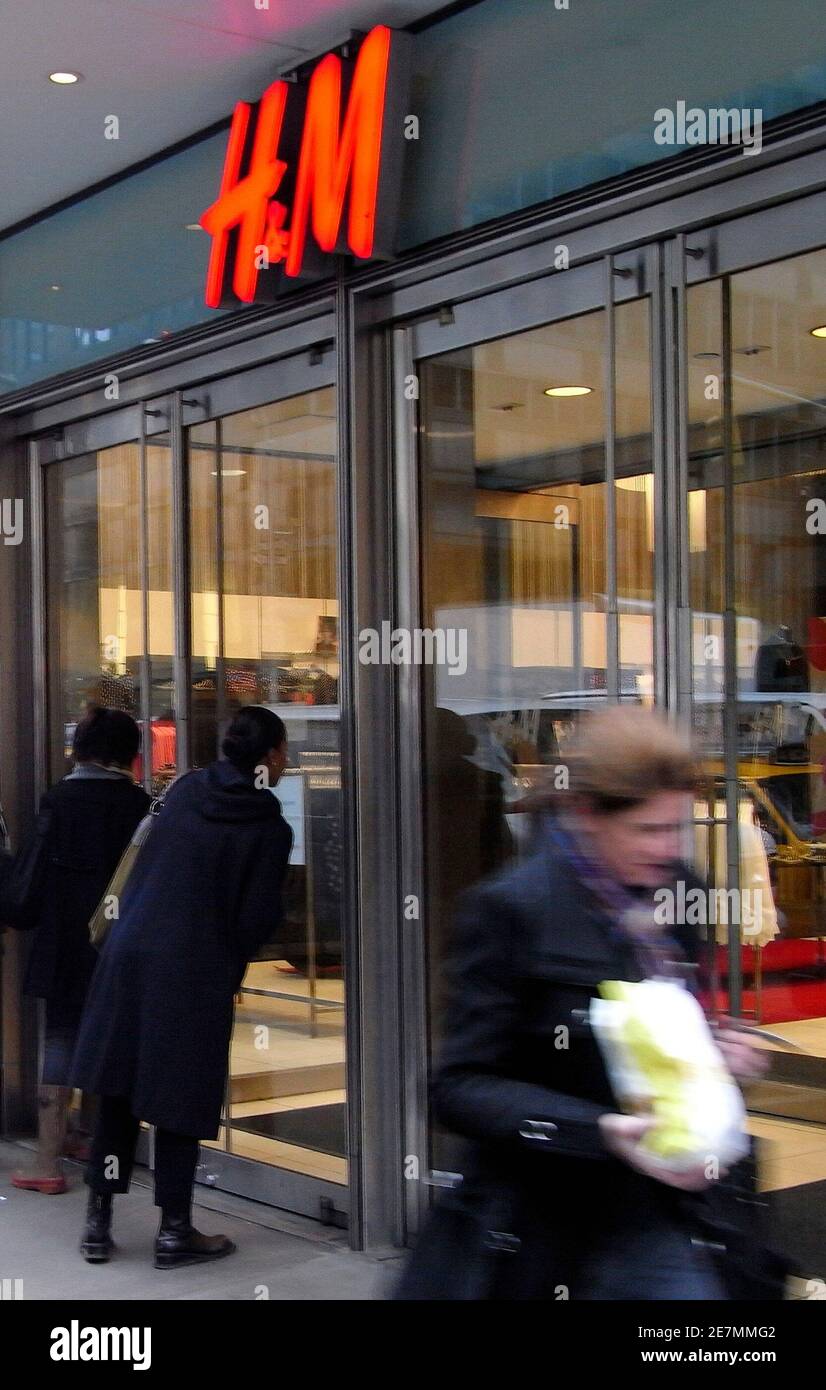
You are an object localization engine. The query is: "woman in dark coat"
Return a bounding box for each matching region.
[71,705,292,1269]
[396,708,777,1301]
[11,707,149,1195]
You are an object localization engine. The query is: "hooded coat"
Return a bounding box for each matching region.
[71,761,292,1138]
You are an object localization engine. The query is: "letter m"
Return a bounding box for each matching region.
[285,25,393,276]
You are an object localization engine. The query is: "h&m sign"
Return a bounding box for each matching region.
[200,25,410,308]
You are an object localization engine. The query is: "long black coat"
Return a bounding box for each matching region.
[396,825,782,1300]
[71,761,292,1138]
[24,775,150,1005]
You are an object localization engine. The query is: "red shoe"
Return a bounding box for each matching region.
[11,1173,68,1195]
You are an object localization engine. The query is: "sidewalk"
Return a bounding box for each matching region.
[0,1141,401,1301]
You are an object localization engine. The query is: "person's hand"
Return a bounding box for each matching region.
[598,1113,720,1191]
[712,1018,770,1082]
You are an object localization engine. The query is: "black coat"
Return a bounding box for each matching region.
[396,827,782,1300]
[71,761,292,1138]
[24,775,150,1005]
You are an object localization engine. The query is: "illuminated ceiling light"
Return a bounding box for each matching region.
[185,223,204,232]
[544,385,592,398]
[811,325,826,338]
[211,469,246,477]
[48,71,81,84]
[49,284,61,291]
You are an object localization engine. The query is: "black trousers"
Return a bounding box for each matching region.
[86,1094,200,1212]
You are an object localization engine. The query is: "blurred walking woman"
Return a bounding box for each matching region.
[397,708,781,1301]
[71,706,292,1269]
[11,708,149,1194]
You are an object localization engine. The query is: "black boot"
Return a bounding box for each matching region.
[80,1191,114,1263]
[154,1207,235,1270]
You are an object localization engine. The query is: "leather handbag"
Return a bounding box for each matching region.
[88,789,167,948]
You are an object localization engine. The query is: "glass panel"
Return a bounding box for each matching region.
[144,435,177,793]
[188,422,221,769]
[401,0,826,249]
[46,443,144,781]
[419,299,653,1167]
[189,387,346,1187]
[0,134,229,394]
[616,297,655,699]
[689,247,826,1124]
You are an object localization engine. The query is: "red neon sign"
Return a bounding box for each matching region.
[200,25,404,308]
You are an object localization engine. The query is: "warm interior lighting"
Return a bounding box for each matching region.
[811,325,826,338]
[48,71,81,84]
[543,385,592,398]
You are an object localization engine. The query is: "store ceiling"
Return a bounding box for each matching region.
[460,250,826,470]
[0,0,449,232]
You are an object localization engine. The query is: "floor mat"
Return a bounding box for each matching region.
[233,1104,347,1158]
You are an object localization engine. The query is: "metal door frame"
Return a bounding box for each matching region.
[25,308,361,1226]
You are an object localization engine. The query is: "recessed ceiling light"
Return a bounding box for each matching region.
[185,223,204,232]
[48,71,81,84]
[811,325,826,338]
[49,284,61,291]
[694,351,720,359]
[544,385,592,398]
[735,344,771,356]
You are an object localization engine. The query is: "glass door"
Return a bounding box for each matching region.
[395,250,659,1189]
[684,238,826,1127]
[183,356,348,1221]
[34,338,349,1225]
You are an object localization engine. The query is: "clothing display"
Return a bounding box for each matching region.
[694,798,780,947]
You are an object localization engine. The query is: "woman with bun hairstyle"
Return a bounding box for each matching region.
[70,705,292,1268]
[11,707,150,1195]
